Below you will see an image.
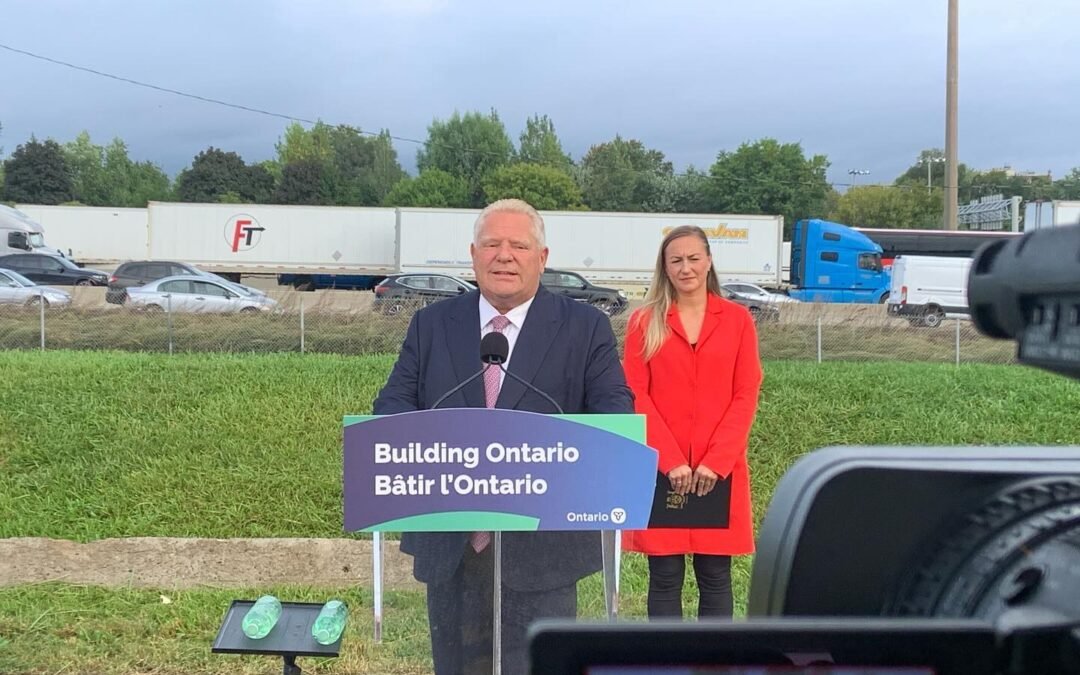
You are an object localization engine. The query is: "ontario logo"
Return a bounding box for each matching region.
[225,214,266,252]
[662,224,749,241]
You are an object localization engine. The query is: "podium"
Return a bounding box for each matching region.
[343,408,656,675]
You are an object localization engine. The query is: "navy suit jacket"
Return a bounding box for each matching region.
[372,285,634,591]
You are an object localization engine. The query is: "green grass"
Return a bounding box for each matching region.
[0,584,432,675]
[2,351,1075,540]
[1,351,1078,674]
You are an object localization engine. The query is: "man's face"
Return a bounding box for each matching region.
[470,211,549,313]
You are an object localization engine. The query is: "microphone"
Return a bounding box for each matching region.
[430,332,508,409]
[482,332,565,414]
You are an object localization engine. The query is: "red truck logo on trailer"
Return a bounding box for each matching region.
[225,214,265,252]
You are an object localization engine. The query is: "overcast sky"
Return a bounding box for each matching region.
[2,0,1078,188]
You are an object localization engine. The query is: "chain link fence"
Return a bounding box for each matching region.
[0,287,1016,365]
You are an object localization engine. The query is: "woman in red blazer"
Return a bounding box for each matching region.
[622,224,763,619]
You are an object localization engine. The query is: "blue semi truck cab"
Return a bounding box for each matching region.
[788,219,891,303]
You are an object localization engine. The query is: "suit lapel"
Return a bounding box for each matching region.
[666,304,688,344]
[497,287,563,410]
[666,293,724,348]
[446,290,485,408]
[695,293,725,349]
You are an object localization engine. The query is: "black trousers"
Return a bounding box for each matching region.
[425,546,578,675]
[647,553,733,619]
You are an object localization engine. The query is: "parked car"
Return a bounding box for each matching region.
[721,282,798,305]
[108,260,266,304]
[0,253,108,286]
[541,268,628,316]
[0,268,71,307]
[719,286,780,322]
[372,273,474,315]
[125,276,278,314]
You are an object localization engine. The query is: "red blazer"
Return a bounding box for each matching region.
[621,293,763,556]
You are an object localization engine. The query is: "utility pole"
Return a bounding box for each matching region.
[944,0,959,229]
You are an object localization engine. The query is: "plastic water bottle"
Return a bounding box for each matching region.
[241,595,282,639]
[311,599,348,645]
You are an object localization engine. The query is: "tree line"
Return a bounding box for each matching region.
[2,114,1078,236]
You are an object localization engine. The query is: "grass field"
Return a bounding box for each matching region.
[1,351,1078,674]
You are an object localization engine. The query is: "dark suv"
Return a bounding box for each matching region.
[0,253,108,286]
[107,260,212,304]
[541,268,627,316]
[372,273,474,315]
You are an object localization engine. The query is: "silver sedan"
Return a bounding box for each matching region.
[126,276,278,314]
[0,268,72,307]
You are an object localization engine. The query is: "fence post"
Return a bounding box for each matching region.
[300,296,306,354]
[166,294,174,356]
[39,288,45,351]
[816,316,823,364]
[955,318,961,366]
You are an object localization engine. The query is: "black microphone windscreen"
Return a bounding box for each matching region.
[480,331,509,365]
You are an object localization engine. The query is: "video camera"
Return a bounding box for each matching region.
[529,225,1080,674]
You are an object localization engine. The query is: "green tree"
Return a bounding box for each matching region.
[516,114,573,173]
[176,148,269,203]
[60,133,171,207]
[482,163,585,211]
[274,123,405,205]
[643,167,712,213]
[417,110,514,207]
[275,121,335,167]
[577,136,673,212]
[107,144,171,207]
[701,138,831,236]
[325,126,406,205]
[1054,167,1080,200]
[63,131,109,205]
[830,185,941,229]
[273,159,335,205]
[383,169,471,208]
[3,137,73,204]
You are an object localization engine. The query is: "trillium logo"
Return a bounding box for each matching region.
[610,508,627,525]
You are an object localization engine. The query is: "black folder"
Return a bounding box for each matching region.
[647,471,731,528]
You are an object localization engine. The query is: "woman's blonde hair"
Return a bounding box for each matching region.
[633,225,721,361]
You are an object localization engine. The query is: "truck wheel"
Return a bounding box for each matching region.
[922,307,945,328]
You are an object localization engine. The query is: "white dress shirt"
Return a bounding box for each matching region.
[478,293,535,387]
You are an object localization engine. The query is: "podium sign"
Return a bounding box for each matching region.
[344,409,655,532]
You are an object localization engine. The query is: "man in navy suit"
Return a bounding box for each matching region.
[373,198,633,674]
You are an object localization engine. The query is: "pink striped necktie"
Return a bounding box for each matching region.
[471,314,511,553]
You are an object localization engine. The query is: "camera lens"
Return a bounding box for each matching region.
[885,476,1080,622]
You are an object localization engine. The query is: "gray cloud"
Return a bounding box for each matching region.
[3,0,1078,188]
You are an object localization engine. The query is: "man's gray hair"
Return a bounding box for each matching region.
[473,198,547,247]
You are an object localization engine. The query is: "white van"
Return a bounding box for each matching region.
[887,255,972,328]
[0,204,64,257]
